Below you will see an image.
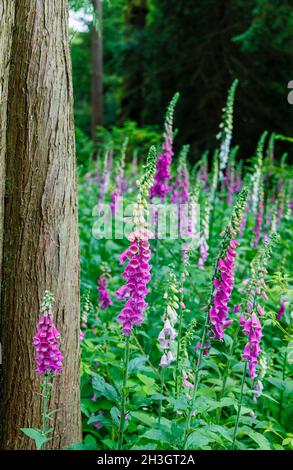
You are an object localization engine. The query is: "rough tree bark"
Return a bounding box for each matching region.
[1,0,81,449]
[0,0,14,331]
[91,0,103,146]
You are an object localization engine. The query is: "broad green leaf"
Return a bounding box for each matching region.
[141,428,171,444]
[20,428,49,450]
[128,355,149,373]
[238,426,271,450]
[92,375,118,402]
[186,430,211,449]
[131,411,156,427]
[110,406,120,427]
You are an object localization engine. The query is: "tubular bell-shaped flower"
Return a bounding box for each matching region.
[209,187,248,340]
[150,93,179,201]
[116,147,157,335]
[158,272,180,367]
[171,145,190,204]
[217,79,239,180]
[240,232,279,378]
[33,291,62,375]
[80,291,90,342]
[98,266,113,310]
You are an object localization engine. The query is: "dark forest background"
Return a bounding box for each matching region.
[70,0,293,161]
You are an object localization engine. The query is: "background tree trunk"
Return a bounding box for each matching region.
[121,0,148,123]
[1,0,81,449]
[91,0,103,149]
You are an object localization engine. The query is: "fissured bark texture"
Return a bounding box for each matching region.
[1,0,81,449]
[0,0,14,327]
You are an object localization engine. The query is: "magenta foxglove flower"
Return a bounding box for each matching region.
[277,299,286,321]
[183,372,194,389]
[116,235,151,335]
[240,232,278,379]
[209,238,239,340]
[33,291,62,375]
[240,313,263,379]
[198,240,209,269]
[150,93,179,201]
[194,341,210,356]
[98,273,113,310]
[116,147,157,336]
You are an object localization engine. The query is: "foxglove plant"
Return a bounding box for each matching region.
[198,150,209,190]
[98,149,111,211]
[157,271,181,420]
[97,264,113,310]
[217,79,239,180]
[251,132,267,213]
[21,291,62,450]
[171,145,190,205]
[183,188,248,448]
[116,146,157,449]
[266,132,276,161]
[253,181,264,248]
[210,150,219,203]
[110,138,129,214]
[80,291,90,342]
[253,354,268,404]
[239,234,278,378]
[208,189,248,341]
[150,92,179,201]
[226,146,239,205]
[277,298,286,321]
[232,233,278,449]
[198,200,211,269]
[158,272,180,367]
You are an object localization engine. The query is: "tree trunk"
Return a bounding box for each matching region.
[0,0,14,333]
[121,0,148,123]
[1,0,81,450]
[91,0,103,147]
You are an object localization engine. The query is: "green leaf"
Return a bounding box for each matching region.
[238,426,271,450]
[185,430,211,449]
[128,355,149,373]
[141,428,171,444]
[207,397,236,411]
[84,434,97,449]
[110,407,120,427]
[92,375,118,402]
[20,428,49,450]
[131,411,156,427]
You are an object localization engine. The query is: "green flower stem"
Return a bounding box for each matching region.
[279,352,287,425]
[158,367,165,423]
[182,310,209,449]
[117,335,131,450]
[217,324,240,424]
[174,284,184,398]
[41,374,49,450]
[231,361,247,450]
